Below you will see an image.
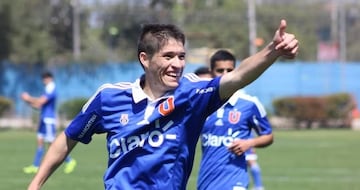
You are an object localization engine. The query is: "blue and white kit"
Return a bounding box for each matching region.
[65,74,224,190]
[197,90,272,190]
[38,81,56,142]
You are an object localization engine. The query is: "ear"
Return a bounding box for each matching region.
[139,52,149,69]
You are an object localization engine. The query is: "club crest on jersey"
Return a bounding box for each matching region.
[120,114,129,125]
[158,96,175,116]
[228,110,241,124]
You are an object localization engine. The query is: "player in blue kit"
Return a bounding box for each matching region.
[27,19,298,190]
[21,71,77,175]
[197,50,273,190]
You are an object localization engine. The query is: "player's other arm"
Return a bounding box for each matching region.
[248,133,273,148]
[228,134,273,156]
[21,92,48,109]
[27,132,78,190]
[219,19,298,100]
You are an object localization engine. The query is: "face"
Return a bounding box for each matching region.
[141,38,186,93]
[211,60,235,77]
[42,76,52,85]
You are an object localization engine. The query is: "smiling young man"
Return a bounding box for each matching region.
[27,20,298,190]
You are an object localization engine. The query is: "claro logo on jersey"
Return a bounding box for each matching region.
[109,120,176,159]
[202,128,240,147]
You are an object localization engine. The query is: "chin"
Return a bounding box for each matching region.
[166,82,179,90]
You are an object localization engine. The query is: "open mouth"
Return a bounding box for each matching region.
[166,72,181,79]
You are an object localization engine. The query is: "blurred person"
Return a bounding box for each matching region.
[195,70,267,190]
[197,50,273,190]
[21,71,77,174]
[194,66,212,78]
[27,19,298,190]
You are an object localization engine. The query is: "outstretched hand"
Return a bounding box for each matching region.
[21,92,30,102]
[272,19,299,59]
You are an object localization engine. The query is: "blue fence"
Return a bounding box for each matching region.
[1,61,359,117]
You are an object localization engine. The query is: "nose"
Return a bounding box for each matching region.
[172,56,185,68]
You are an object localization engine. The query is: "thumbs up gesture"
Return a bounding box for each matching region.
[272,19,299,59]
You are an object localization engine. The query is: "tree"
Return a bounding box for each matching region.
[0,3,11,60]
[98,1,176,61]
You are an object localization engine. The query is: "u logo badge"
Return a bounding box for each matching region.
[228,110,240,124]
[159,96,175,116]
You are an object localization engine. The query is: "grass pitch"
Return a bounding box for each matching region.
[1,129,359,190]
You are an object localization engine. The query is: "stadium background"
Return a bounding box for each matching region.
[1,1,360,189]
[1,60,359,118]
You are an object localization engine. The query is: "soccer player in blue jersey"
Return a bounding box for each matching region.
[27,19,298,190]
[197,50,273,190]
[21,71,77,174]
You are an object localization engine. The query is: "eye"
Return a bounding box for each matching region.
[178,54,186,60]
[163,53,175,60]
[164,55,172,60]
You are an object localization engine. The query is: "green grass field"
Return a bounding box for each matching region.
[1,129,360,190]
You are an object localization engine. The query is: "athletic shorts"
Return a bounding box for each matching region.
[37,117,56,143]
[245,147,258,161]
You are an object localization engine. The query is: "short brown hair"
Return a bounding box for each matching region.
[137,24,185,60]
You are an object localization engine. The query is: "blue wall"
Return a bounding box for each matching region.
[243,62,360,112]
[1,61,359,117]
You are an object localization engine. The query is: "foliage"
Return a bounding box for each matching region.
[0,96,12,117]
[0,0,90,63]
[272,93,356,128]
[184,6,249,60]
[1,1,360,63]
[256,3,325,61]
[58,97,88,120]
[98,1,176,61]
[0,3,11,60]
[6,0,54,63]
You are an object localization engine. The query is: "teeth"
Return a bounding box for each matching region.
[167,72,181,77]
[169,73,177,77]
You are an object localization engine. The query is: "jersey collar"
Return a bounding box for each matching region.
[132,76,174,104]
[132,77,149,104]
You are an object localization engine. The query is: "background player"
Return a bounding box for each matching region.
[21,71,77,174]
[194,66,212,78]
[197,50,273,190]
[27,20,298,190]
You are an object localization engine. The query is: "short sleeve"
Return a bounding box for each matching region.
[65,91,103,144]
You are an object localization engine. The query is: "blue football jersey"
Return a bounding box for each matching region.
[197,90,272,190]
[41,81,56,119]
[65,74,224,190]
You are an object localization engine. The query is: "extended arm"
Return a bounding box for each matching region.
[21,92,48,109]
[27,132,78,190]
[219,19,299,100]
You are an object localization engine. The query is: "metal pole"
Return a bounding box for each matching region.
[247,0,257,55]
[339,2,346,62]
[330,0,338,44]
[72,0,81,60]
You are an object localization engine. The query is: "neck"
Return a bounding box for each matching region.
[141,77,166,101]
